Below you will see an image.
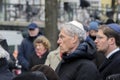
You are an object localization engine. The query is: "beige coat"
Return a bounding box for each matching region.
[45,47,61,70]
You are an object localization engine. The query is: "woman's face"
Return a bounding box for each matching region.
[35,43,47,57]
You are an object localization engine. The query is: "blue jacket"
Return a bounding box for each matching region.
[18,33,42,71]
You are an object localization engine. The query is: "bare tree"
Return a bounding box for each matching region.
[45,0,58,51]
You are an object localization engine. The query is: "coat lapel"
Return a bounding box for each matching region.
[99,58,111,72]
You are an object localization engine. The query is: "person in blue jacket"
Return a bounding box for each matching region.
[18,23,42,72]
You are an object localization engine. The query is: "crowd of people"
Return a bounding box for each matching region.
[1,11,120,80]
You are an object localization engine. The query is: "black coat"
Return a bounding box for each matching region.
[55,38,101,80]
[0,58,14,80]
[29,51,49,69]
[99,50,120,80]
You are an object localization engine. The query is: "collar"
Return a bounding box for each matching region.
[106,48,120,58]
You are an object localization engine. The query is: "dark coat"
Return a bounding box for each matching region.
[99,50,120,80]
[0,58,14,80]
[18,33,42,71]
[55,38,101,80]
[88,36,106,68]
[29,51,49,69]
[0,39,9,52]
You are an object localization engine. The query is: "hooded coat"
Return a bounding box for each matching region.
[55,37,101,80]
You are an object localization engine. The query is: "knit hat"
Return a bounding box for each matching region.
[108,23,120,33]
[28,23,38,29]
[89,21,99,31]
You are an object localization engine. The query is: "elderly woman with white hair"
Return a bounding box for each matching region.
[0,45,14,80]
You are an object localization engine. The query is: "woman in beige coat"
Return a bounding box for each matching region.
[45,47,61,70]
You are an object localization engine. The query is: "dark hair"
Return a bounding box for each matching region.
[31,64,60,80]
[12,71,47,80]
[105,19,115,24]
[99,25,120,47]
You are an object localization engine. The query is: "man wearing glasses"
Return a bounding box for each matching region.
[95,23,120,80]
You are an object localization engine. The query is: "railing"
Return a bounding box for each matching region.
[0,2,119,23]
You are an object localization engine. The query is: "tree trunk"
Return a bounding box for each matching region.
[45,0,58,51]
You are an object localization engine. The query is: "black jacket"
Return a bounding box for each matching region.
[29,51,49,69]
[99,50,120,80]
[55,37,101,80]
[0,58,14,80]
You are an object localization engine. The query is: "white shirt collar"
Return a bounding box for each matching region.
[106,48,120,58]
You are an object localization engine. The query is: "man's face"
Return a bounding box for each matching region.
[94,29,109,55]
[57,28,74,54]
[89,30,98,40]
[28,28,39,37]
[89,30,97,37]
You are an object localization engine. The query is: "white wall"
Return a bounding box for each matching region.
[0,30,23,45]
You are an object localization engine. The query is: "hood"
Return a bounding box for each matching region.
[62,36,96,61]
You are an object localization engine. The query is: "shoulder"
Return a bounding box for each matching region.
[74,59,97,70]
[49,47,60,56]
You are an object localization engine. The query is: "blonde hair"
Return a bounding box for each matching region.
[33,36,51,51]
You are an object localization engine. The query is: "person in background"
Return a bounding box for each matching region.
[25,1,32,22]
[88,21,99,41]
[29,36,51,69]
[31,64,60,80]
[12,71,47,80]
[105,18,115,25]
[88,21,105,68]
[0,45,14,80]
[0,34,19,73]
[18,22,42,72]
[45,47,61,70]
[95,23,120,80]
[55,20,101,80]
[64,2,73,21]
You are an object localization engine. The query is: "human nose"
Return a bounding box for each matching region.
[57,38,60,44]
[36,45,41,50]
[57,37,61,44]
[94,38,98,44]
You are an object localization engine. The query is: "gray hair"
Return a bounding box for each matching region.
[58,21,86,41]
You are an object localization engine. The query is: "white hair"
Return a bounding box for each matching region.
[58,21,87,41]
